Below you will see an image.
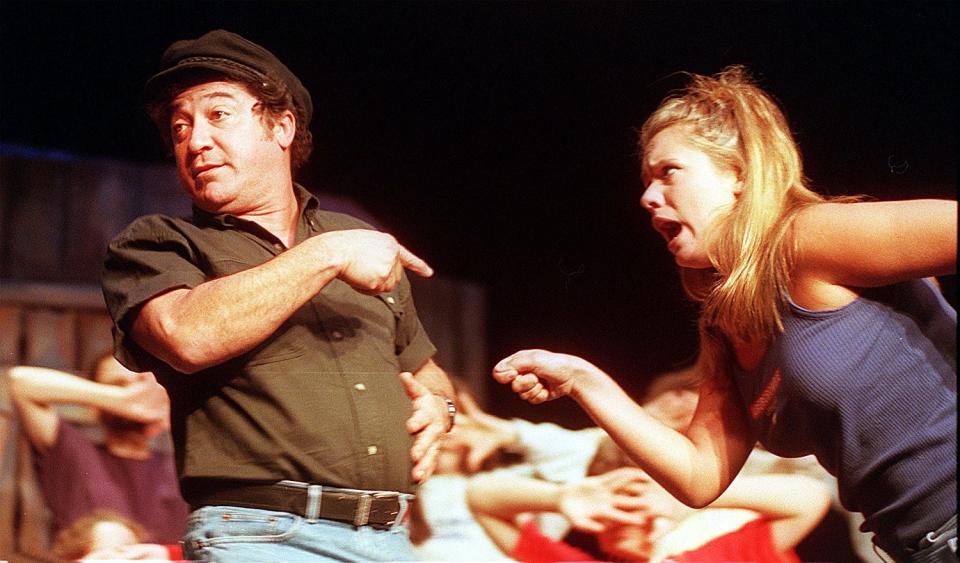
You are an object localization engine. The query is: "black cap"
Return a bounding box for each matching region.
[144,29,312,125]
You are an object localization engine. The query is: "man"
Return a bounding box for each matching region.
[101,29,456,561]
[7,354,187,544]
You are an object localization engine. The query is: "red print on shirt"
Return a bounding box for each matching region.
[750,368,781,421]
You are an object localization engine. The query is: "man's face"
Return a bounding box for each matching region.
[168,80,290,215]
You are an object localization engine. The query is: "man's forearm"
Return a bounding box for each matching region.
[411,358,455,401]
[132,236,341,373]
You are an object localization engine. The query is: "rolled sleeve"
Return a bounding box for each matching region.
[392,273,437,373]
[101,215,207,371]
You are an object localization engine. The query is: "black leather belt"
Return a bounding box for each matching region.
[189,480,412,530]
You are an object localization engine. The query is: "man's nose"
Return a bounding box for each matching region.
[187,119,214,153]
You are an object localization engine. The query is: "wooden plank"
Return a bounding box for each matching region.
[0,305,22,366]
[76,312,115,373]
[2,158,69,281]
[63,160,142,282]
[0,281,104,310]
[23,309,75,370]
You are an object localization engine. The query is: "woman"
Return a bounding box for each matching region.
[493,66,956,562]
[467,467,830,562]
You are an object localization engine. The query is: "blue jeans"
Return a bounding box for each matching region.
[181,505,419,562]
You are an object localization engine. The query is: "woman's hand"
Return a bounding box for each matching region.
[492,349,599,404]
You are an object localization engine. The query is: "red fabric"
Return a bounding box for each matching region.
[511,520,600,563]
[510,518,799,563]
[664,518,800,563]
[165,543,183,560]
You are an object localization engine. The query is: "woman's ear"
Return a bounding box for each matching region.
[733,180,744,199]
[732,170,745,199]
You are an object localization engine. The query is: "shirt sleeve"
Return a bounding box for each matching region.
[390,272,437,372]
[101,215,207,372]
[512,420,607,482]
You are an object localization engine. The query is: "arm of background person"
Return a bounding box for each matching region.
[466,468,647,554]
[706,473,831,552]
[131,229,432,373]
[6,366,168,453]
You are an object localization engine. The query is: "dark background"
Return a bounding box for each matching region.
[2,1,956,427]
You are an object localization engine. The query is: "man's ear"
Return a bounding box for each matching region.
[274,110,296,149]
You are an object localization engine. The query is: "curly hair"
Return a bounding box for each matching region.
[145,69,313,174]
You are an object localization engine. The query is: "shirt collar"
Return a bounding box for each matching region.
[191,183,321,228]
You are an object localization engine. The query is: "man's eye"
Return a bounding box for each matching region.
[171,123,189,138]
[210,110,230,121]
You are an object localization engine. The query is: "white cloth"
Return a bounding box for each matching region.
[506,420,607,540]
[412,474,513,561]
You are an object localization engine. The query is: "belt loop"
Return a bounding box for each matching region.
[393,493,412,527]
[354,494,372,527]
[306,485,322,521]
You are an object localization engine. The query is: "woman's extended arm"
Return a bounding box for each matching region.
[492,351,756,507]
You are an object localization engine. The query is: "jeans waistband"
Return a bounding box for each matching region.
[189,480,415,530]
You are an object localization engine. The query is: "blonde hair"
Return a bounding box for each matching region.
[52,509,150,560]
[639,66,853,374]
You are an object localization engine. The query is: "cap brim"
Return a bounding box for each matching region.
[144,60,265,105]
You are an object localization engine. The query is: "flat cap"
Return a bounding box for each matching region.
[145,29,312,125]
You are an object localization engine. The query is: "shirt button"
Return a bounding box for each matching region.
[331,330,343,340]
[353,383,366,391]
[367,445,378,455]
[273,243,283,251]
[385,296,396,304]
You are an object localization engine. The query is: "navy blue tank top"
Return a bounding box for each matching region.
[734,278,956,554]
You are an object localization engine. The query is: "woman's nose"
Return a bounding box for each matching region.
[640,182,663,213]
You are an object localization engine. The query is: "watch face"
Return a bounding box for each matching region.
[445,399,457,430]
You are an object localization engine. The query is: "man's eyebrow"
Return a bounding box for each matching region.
[170,91,243,112]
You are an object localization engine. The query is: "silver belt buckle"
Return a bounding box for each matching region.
[353,494,372,526]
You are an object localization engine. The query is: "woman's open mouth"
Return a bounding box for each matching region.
[653,217,682,242]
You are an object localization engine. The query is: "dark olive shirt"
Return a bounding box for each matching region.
[101,185,436,499]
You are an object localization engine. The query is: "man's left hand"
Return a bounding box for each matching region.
[399,371,449,482]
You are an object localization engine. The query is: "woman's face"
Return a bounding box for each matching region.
[640,125,741,269]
